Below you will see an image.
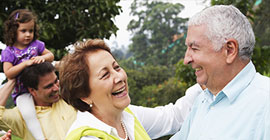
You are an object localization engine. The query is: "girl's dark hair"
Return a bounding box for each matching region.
[4,9,39,46]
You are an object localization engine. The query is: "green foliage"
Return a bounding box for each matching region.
[211,0,256,19]
[5,95,15,108]
[128,0,188,66]
[123,64,175,105]
[11,135,21,140]
[175,59,196,88]
[251,0,270,74]
[48,48,68,61]
[0,0,122,60]
[252,45,270,74]
[136,77,187,107]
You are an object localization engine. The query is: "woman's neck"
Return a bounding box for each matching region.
[92,108,127,139]
[92,108,122,127]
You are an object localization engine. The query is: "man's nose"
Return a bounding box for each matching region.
[52,81,59,91]
[183,48,192,65]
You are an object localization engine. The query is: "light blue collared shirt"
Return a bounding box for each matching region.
[170,61,270,140]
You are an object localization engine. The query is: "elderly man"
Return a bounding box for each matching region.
[170,5,270,140]
[0,62,77,139]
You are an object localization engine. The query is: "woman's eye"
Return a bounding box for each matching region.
[101,72,109,79]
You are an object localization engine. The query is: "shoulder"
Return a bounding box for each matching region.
[0,107,27,138]
[66,111,93,136]
[30,40,45,48]
[32,40,44,45]
[54,99,77,111]
[0,106,26,129]
[127,105,143,118]
[186,83,203,94]
[1,46,13,53]
[250,73,270,95]
[0,106,21,118]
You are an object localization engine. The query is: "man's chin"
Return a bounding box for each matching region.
[51,94,60,102]
[196,78,206,86]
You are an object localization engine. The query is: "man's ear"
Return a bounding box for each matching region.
[225,39,238,64]
[28,87,37,97]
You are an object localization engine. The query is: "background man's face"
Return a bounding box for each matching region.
[32,72,60,106]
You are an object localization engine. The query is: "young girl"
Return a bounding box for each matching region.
[1,9,54,140]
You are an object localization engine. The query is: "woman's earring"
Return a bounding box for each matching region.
[89,103,93,108]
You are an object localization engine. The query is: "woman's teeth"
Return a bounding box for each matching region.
[112,87,125,95]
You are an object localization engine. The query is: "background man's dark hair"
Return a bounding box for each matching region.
[20,62,55,90]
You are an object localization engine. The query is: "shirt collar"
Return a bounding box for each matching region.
[76,109,135,139]
[76,111,113,134]
[222,61,256,103]
[203,61,256,103]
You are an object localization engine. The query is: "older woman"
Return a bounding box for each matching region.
[59,39,202,140]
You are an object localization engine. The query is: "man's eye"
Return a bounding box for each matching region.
[192,47,198,51]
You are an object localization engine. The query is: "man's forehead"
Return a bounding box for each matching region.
[186,26,209,45]
[38,72,57,86]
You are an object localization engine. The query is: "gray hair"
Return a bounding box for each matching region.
[188,5,255,60]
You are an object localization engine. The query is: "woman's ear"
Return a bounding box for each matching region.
[80,97,92,105]
[225,39,239,64]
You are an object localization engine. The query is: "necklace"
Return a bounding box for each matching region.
[121,120,128,140]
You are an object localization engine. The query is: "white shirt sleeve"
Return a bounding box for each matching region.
[129,83,202,139]
[81,136,99,140]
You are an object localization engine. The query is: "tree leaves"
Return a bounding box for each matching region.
[0,0,122,60]
[127,0,188,66]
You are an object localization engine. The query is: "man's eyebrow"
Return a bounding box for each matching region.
[186,41,199,47]
[43,78,57,89]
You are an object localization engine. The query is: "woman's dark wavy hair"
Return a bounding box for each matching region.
[4,9,39,46]
[59,39,111,112]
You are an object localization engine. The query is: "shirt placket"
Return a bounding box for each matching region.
[199,92,226,139]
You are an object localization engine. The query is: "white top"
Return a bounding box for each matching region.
[66,83,202,140]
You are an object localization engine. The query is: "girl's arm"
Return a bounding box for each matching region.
[31,48,54,64]
[0,79,15,106]
[41,48,54,62]
[3,60,34,79]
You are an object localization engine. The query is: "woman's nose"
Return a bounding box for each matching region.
[113,71,124,84]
